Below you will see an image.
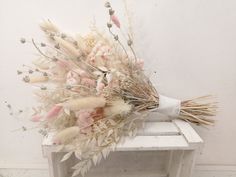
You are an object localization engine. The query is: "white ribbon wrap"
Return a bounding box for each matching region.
[157,94,181,117]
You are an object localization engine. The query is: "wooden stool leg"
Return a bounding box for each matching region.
[47,152,58,177]
[168,150,184,177]
[47,152,68,177]
[179,150,197,177]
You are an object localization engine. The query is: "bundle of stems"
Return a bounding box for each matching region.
[178,95,217,125]
[112,73,216,126]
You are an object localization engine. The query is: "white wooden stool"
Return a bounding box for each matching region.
[42,119,203,177]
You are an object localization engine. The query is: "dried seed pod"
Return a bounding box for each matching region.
[23,76,30,82]
[109,9,115,15]
[127,39,133,46]
[105,1,111,8]
[114,35,119,41]
[107,22,112,28]
[40,43,46,47]
[20,38,26,44]
[17,70,23,75]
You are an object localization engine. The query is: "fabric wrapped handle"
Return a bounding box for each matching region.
[157,94,181,117]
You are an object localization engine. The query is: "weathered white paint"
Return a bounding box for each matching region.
[0,166,236,177]
[42,120,202,177]
[0,0,235,170]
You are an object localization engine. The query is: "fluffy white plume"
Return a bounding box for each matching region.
[59,97,106,111]
[104,99,132,117]
[53,126,80,144]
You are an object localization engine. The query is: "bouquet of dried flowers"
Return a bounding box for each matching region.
[17,2,217,176]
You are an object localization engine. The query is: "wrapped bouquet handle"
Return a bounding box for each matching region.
[157,95,181,117]
[156,94,216,125]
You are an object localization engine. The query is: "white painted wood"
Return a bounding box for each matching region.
[180,150,198,177]
[138,122,180,135]
[47,153,58,177]
[116,135,189,151]
[42,134,190,152]
[42,120,203,177]
[168,150,184,177]
[42,121,180,146]
[173,120,203,144]
[1,167,236,177]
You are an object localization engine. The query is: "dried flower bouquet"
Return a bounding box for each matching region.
[17,2,217,176]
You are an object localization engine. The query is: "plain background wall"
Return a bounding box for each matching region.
[0,0,236,168]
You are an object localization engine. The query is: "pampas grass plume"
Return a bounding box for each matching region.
[104,99,132,117]
[54,36,81,57]
[32,58,50,70]
[53,126,80,144]
[28,75,48,83]
[59,97,106,111]
[40,20,59,33]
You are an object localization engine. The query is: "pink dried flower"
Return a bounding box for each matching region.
[111,15,120,28]
[31,115,42,122]
[96,82,105,93]
[136,59,144,69]
[76,109,94,133]
[53,139,61,145]
[77,69,89,77]
[81,78,96,87]
[66,71,80,85]
[56,59,70,68]
[45,105,62,119]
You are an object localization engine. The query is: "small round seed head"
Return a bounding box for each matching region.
[49,33,55,40]
[127,39,133,46]
[114,35,119,41]
[76,56,81,61]
[107,22,112,28]
[40,43,46,47]
[20,38,26,44]
[73,41,78,46]
[54,43,60,49]
[17,70,23,75]
[109,9,115,15]
[43,72,48,77]
[105,1,111,8]
[61,33,66,39]
[22,126,27,131]
[23,76,30,83]
[66,85,72,90]
[52,57,58,62]
[40,86,47,90]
